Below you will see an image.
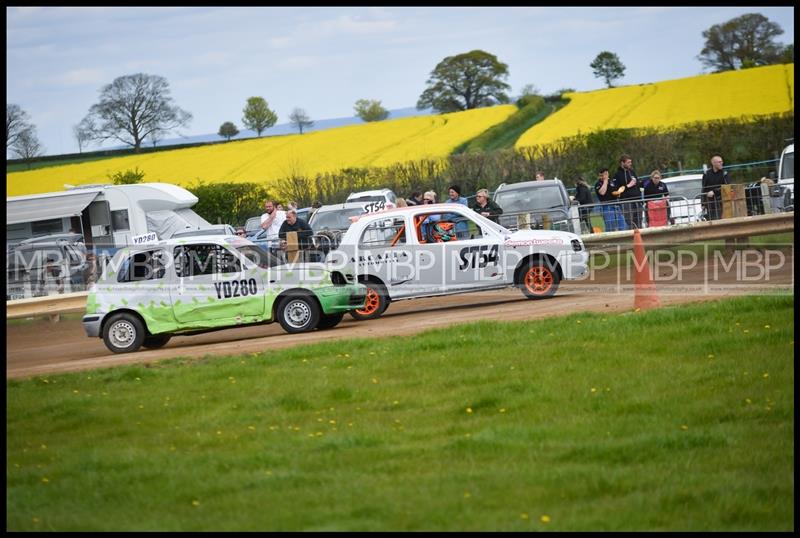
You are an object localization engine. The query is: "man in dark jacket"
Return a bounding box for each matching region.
[573,176,594,233]
[701,154,730,220]
[278,209,314,248]
[470,188,503,222]
[614,154,643,229]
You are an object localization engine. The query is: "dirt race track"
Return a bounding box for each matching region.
[7,247,794,379]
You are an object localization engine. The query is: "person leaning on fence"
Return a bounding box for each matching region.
[643,170,673,226]
[470,188,503,222]
[594,167,627,232]
[701,154,730,221]
[573,176,594,233]
[278,209,314,249]
[614,154,643,229]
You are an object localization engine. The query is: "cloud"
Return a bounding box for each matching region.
[276,55,321,70]
[51,68,106,87]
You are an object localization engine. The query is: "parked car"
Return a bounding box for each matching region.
[6,233,89,299]
[659,174,705,224]
[345,188,398,212]
[82,236,367,353]
[492,180,579,234]
[171,224,236,238]
[324,203,588,320]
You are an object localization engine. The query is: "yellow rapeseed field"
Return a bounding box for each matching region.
[516,63,794,148]
[7,105,516,196]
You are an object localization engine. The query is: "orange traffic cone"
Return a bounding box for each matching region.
[632,229,661,310]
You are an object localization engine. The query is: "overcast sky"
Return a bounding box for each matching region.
[6,6,795,156]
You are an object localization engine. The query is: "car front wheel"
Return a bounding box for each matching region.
[277,294,321,333]
[102,313,146,354]
[518,260,560,299]
[142,334,172,349]
[316,312,344,330]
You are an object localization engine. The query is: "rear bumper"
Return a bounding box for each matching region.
[315,283,367,314]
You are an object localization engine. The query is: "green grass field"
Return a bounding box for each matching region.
[6,295,794,531]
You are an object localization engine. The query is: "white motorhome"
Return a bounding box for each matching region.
[6,183,211,252]
[777,143,794,204]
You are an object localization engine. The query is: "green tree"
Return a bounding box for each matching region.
[698,13,787,72]
[590,51,626,88]
[81,73,192,152]
[218,121,240,141]
[108,167,146,185]
[417,50,511,113]
[289,108,314,134]
[242,97,278,137]
[354,99,390,122]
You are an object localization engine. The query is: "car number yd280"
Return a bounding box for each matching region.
[214,278,259,299]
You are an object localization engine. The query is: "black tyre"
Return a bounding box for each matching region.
[102,312,146,354]
[349,281,389,321]
[517,259,561,299]
[142,334,172,349]
[316,312,345,330]
[277,294,321,333]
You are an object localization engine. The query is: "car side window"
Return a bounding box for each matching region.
[359,217,406,247]
[174,244,241,278]
[118,249,167,282]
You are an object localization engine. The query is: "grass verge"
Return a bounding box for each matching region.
[6,295,794,531]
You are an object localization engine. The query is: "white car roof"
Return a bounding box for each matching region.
[660,173,703,183]
[347,188,393,197]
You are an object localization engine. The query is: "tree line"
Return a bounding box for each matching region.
[7,12,793,164]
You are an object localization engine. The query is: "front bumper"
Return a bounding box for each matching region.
[315,283,367,314]
[82,314,103,337]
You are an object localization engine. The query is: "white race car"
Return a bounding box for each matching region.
[324,203,589,319]
[82,236,366,353]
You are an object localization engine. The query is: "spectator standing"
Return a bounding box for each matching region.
[573,176,594,233]
[614,154,643,229]
[278,209,314,249]
[701,154,729,221]
[535,171,546,181]
[594,167,627,232]
[445,184,469,238]
[406,191,423,206]
[260,200,287,243]
[420,191,440,241]
[470,188,503,222]
[642,170,673,226]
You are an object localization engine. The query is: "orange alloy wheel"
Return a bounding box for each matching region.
[356,288,381,316]
[524,266,553,295]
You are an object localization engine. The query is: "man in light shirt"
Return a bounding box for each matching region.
[260,200,286,242]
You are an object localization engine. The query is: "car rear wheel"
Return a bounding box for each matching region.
[103,313,146,354]
[277,294,321,333]
[142,334,172,349]
[518,260,560,299]
[349,282,389,321]
[316,312,345,330]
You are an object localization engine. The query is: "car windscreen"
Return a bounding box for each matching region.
[494,186,565,213]
[664,179,702,200]
[311,208,365,231]
[234,244,284,269]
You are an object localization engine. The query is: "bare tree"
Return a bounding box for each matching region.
[11,126,44,169]
[81,73,192,152]
[73,118,94,153]
[7,103,33,149]
[289,108,314,134]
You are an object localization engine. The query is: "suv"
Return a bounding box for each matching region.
[6,233,89,299]
[345,188,397,212]
[492,180,577,234]
[82,236,367,353]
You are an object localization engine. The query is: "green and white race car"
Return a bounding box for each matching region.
[82,236,366,353]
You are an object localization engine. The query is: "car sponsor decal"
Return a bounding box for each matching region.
[504,238,565,247]
[354,250,409,267]
[458,245,499,270]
